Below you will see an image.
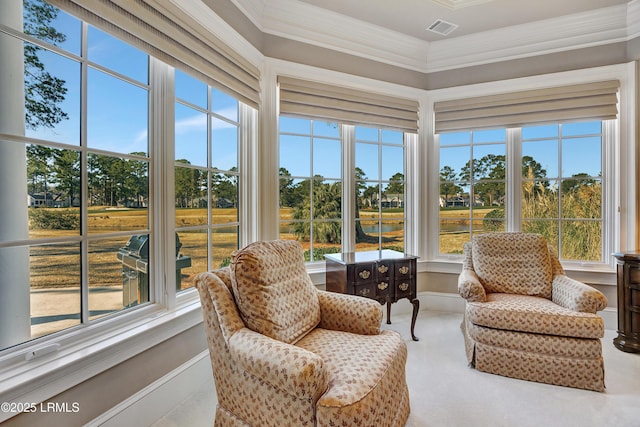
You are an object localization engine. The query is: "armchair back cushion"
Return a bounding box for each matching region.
[230,239,321,344]
[472,232,553,298]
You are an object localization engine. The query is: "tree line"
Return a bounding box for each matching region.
[439,154,600,208]
[175,160,238,208]
[27,147,150,208]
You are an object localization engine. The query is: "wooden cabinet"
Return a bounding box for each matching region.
[325,250,419,341]
[612,251,640,353]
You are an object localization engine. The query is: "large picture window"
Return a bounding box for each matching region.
[0,3,151,351]
[0,0,248,353]
[278,117,342,261]
[174,69,241,289]
[437,120,607,263]
[521,121,604,261]
[355,126,406,252]
[439,129,506,254]
[278,118,409,259]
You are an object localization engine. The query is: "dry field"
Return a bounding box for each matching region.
[29,206,485,289]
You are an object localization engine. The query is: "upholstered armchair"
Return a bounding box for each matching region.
[195,240,411,427]
[458,232,608,392]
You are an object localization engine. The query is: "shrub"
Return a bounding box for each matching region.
[484,208,504,232]
[29,208,79,230]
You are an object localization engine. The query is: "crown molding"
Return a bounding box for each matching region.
[232,0,429,71]
[430,0,495,10]
[229,0,266,31]
[426,4,630,72]
[228,0,635,73]
[628,0,640,39]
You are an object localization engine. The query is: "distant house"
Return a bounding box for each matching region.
[364,193,404,209]
[216,197,235,208]
[439,194,484,208]
[380,193,404,208]
[28,192,62,208]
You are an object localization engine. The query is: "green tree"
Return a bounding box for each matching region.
[561,173,596,194]
[440,166,461,207]
[175,160,202,208]
[279,167,297,207]
[354,167,373,243]
[292,177,342,243]
[23,0,68,130]
[51,148,80,207]
[26,144,53,196]
[213,167,238,207]
[473,154,506,206]
[385,173,404,195]
[123,154,148,208]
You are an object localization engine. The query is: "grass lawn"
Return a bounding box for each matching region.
[28,206,494,288]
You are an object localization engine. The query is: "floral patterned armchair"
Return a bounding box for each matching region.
[458,232,608,392]
[195,240,410,426]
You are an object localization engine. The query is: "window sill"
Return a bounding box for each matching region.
[0,295,203,422]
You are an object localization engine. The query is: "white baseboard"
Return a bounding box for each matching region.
[87,350,212,427]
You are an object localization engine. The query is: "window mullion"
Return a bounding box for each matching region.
[602,119,618,263]
[507,127,521,232]
[239,104,258,247]
[80,21,89,325]
[404,133,418,256]
[342,124,355,252]
[150,58,174,308]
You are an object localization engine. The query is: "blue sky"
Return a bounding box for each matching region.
[25,7,239,172]
[278,116,405,182]
[26,4,600,184]
[439,122,602,182]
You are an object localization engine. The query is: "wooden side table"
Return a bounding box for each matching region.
[325,250,420,341]
[612,251,640,353]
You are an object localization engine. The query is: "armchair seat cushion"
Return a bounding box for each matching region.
[296,328,408,426]
[467,293,604,339]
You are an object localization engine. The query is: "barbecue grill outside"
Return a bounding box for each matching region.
[116,233,192,307]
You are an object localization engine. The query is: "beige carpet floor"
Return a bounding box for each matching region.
[153,310,640,427]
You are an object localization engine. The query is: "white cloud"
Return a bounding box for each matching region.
[175,114,207,134]
[176,111,237,134]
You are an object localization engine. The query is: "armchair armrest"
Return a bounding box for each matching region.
[458,269,486,302]
[552,275,608,313]
[229,328,328,401]
[317,290,382,335]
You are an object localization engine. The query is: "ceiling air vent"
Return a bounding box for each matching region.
[427,19,458,36]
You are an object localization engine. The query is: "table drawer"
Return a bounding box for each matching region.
[376,261,392,279]
[395,277,414,298]
[376,279,391,299]
[395,260,413,278]
[354,262,376,283]
[353,281,376,299]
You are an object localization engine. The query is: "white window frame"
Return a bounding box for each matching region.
[265,59,421,280]
[424,63,636,285]
[0,12,259,417]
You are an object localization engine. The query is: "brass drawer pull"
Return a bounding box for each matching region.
[399,266,409,275]
[359,270,371,279]
[378,264,389,274]
[359,287,371,296]
[399,282,409,291]
[378,282,388,290]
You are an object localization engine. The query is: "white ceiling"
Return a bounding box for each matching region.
[296,0,629,42]
[221,0,638,72]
